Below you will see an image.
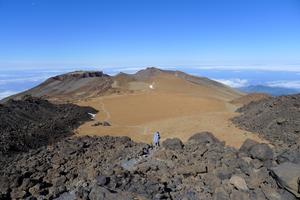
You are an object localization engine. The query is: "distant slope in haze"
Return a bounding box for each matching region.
[238,85,299,96]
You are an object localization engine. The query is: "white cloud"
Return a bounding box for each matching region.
[267,80,300,90]
[192,65,300,72]
[0,75,50,85]
[109,67,145,73]
[0,91,18,100]
[213,78,249,88]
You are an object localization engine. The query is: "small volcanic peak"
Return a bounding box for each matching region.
[52,71,109,81]
[134,67,165,80]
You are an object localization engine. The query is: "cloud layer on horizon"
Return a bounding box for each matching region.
[213,78,249,88]
[0,90,18,100]
[266,80,300,90]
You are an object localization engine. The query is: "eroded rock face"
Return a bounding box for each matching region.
[0,134,289,200]
[52,71,109,81]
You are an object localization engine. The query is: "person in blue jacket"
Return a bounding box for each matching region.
[153,131,160,147]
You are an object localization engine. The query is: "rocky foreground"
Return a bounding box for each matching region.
[1,94,300,199]
[1,132,299,200]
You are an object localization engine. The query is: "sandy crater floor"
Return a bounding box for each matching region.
[76,91,265,148]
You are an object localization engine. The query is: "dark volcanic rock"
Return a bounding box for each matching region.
[233,94,300,197]
[92,121,111,127]
[270,162,300,198]
[249,144,273,161]
[53,71,108,81]
[96,175,110,186]
[188,131,220,144]
[162,138,183,150]
[239,139,259,154]
[232,94,300,149]
[0,96,96,155]
[277,150,300,164]
[0,133,289,200]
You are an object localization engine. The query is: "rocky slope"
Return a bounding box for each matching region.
[232,94,300,149]
[230,93,271,106]
[0,96,96,156]
[0,133,298,199]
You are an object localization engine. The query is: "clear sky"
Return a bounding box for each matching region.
[0,0,300,70]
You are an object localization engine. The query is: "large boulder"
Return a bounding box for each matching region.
[277,150,300,164]
[188,132,219,144]
[162,138,183,150]
[239,139,258,153]
[270,162,300,198]
[249,144,273,161]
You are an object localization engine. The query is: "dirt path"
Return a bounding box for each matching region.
[99,99,111,121]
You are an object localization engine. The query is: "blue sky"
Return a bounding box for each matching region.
[0,0,300,70]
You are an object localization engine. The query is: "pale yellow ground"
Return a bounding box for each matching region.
[75,74,267,149]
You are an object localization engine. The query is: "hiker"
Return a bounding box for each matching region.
[153,131,160,147]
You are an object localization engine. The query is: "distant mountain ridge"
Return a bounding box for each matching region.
[1,67,243,103]
[238,85,299,96]
[1,71,113,103]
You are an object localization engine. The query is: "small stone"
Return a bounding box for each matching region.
[229,175,249,191]
[29,183,41,197]
[230,190,250,200]
[96,175,109,186]
[213,186,230,200]
[103,121,111,126]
